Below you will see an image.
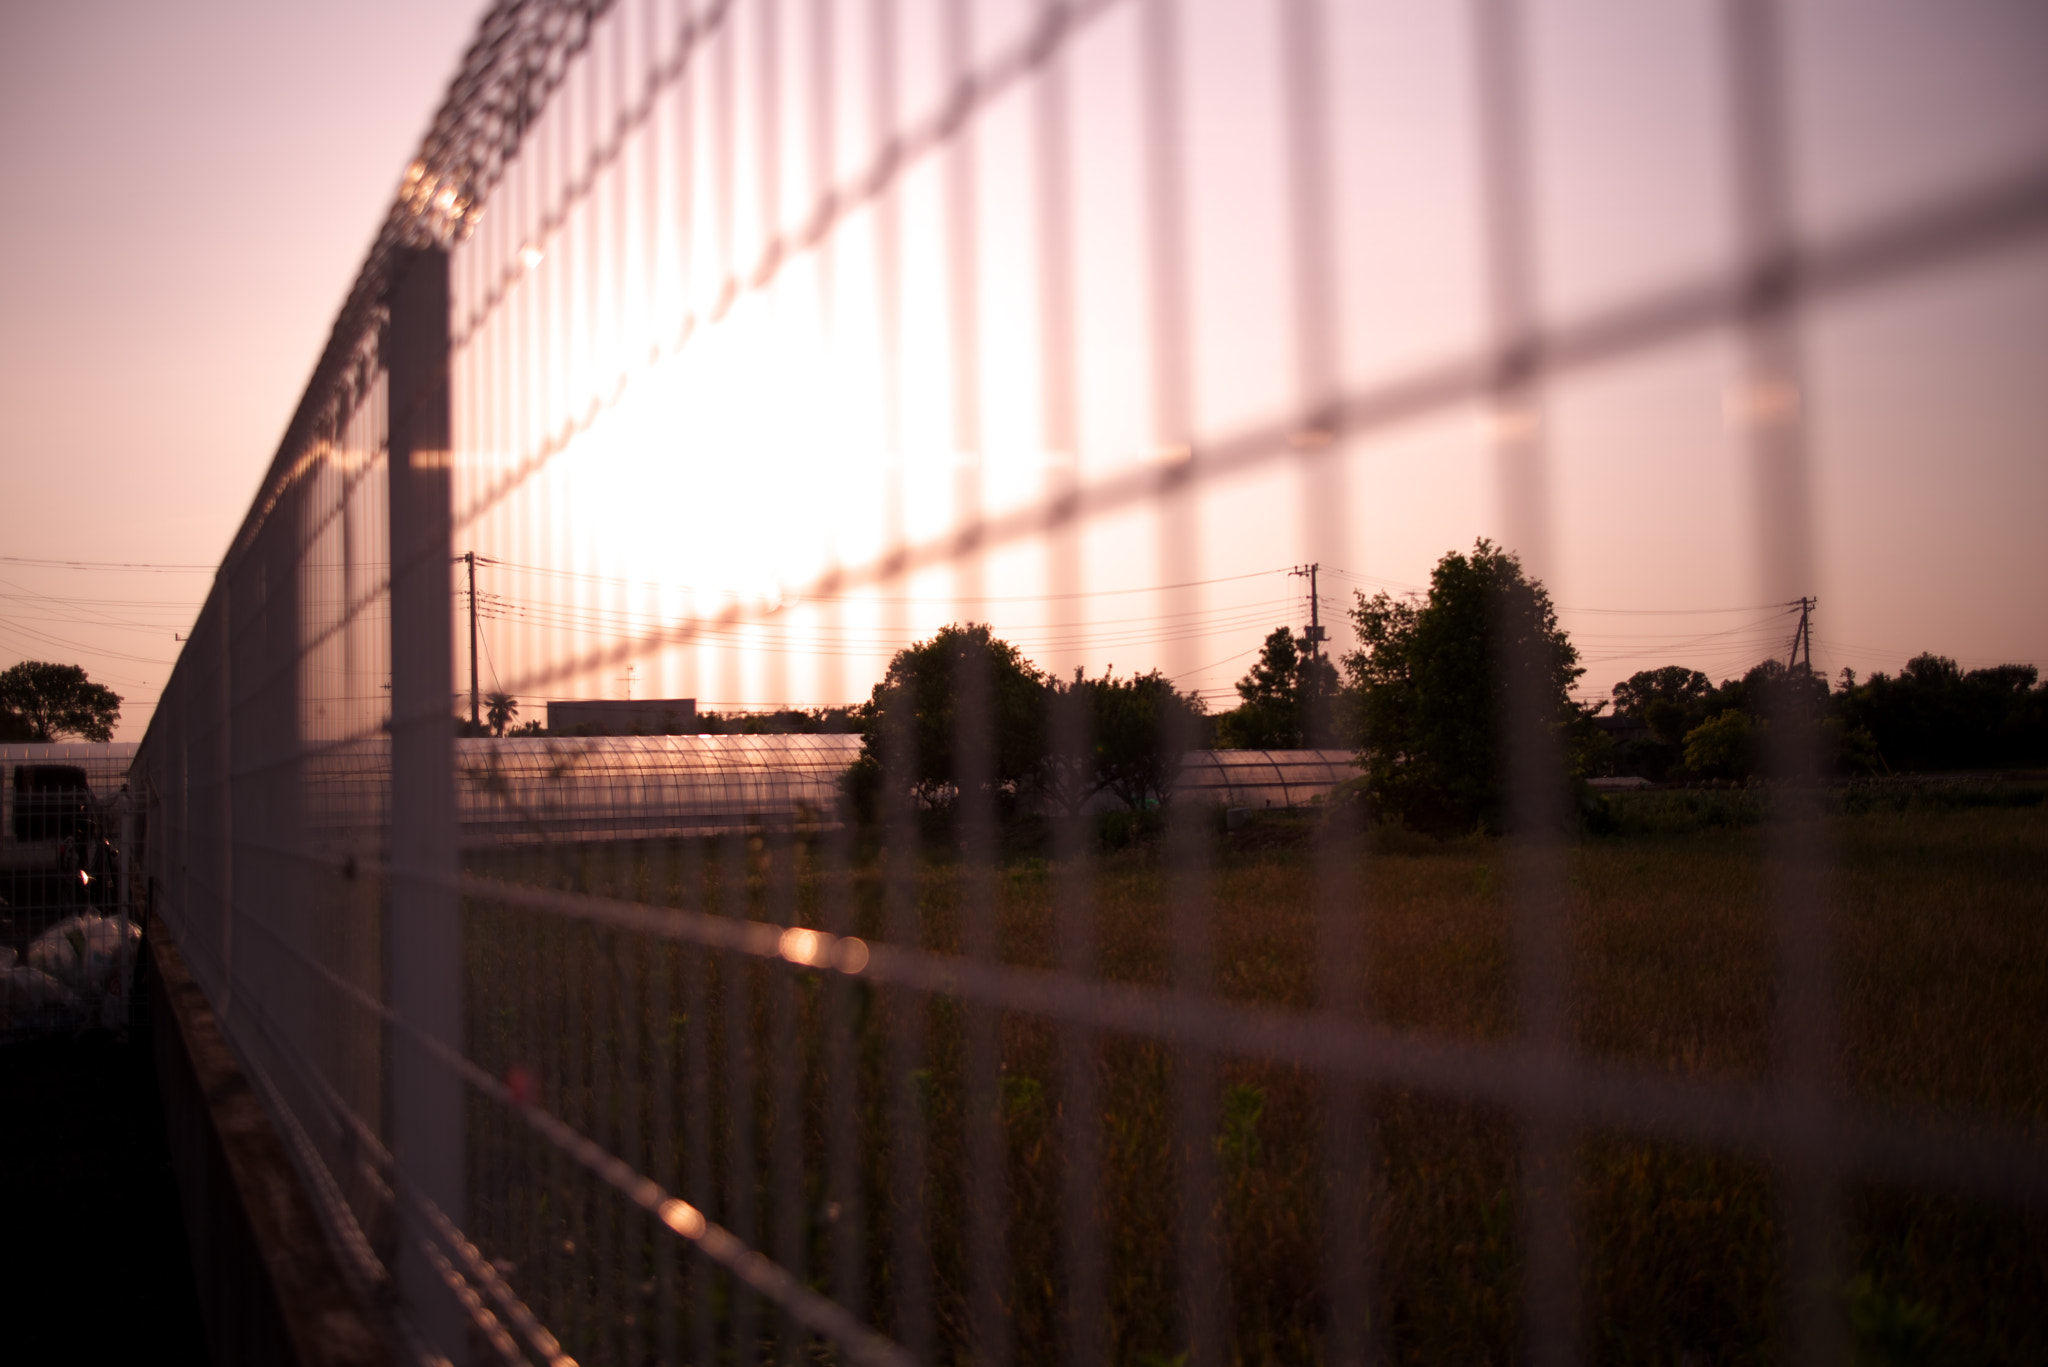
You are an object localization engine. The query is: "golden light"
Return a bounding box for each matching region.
[657,1198,707,1240]
[778,926,824,967]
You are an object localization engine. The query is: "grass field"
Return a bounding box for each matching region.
[461,788,2048,1365]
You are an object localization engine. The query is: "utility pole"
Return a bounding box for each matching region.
[465,551,480,729]
[1786,595,1815,674]
[1290,563,1327,658]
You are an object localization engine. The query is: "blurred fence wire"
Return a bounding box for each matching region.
[133,0,2048,1362]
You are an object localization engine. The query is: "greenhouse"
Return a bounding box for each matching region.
[291,734,866,847]
[1173,749,1363,812]
[454,733,865,844]
[272,738,1368,851]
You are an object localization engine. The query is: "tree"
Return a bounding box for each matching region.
[1612,666,1714,745]
[847,624,1051,816]
[485,692,519,737]
[1213,627,1341,749]
[1831,653,2047,771]
[1342,541,1587,833]
[1682,709,1761,779]
[1047,667,1208,813]
[0,661,122,742]
[1600,666,1717,779]
[1605,659,1879,780]
[1704,658,1829,728]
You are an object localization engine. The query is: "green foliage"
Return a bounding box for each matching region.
[0,661,122,742]
[1001,1073,1046,1123]
[1606,659,1890,781]
[1612,666,1716,742]
[1682,709,1762,780]
[1606,666,1716,779]
[1217,1082,1265,1165]
[1835,654,2048,771]
[1342,540,1589,834]
[1047,667,1208,814]
[843,630,1206,823]
[846,623,1051,817]
[1848,1273,1942,1366]
[1598,647,2048,781]
[1212,627,1340,749]
[1709,657,1831,724]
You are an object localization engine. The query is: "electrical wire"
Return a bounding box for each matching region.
[473,554,1293,604]
[0,555,214,572]
[0,615,178,667]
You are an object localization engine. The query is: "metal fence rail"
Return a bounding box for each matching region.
[133,0,2048,1363]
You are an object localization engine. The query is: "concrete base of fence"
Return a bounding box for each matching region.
[145,913,391,1367]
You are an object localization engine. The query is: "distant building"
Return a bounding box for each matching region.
[546,698,698,735]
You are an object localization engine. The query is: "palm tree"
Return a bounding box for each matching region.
[485,691,519,737]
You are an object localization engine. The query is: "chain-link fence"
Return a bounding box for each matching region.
[132,0,2048,1361]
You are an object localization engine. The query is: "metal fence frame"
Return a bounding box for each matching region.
[131,0,2048,1363]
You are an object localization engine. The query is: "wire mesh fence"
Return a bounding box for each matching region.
[130,0,2048,1362]
[1,744,144,1036]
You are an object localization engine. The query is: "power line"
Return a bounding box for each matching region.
[0,616,178,666]
[470,600,1302,660]
[0,612,193,636]
[472,588,1299,635]
[1327,565,1794,618]
[1171,644,1265,687]
[0,591,202,609]
[0,555,214,572]
[474,555,1291,604]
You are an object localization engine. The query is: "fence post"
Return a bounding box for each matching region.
[385,245,465,1357]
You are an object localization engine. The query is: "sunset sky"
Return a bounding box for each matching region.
[3,0,2045,742]
[0,0,478,737]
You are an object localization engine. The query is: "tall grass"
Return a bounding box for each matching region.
[461,803,2048,1365]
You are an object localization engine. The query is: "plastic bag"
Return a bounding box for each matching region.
[26,913,140,995]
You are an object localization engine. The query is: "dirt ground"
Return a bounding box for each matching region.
[0,1031,211,1363]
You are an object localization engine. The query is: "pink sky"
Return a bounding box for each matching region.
[3,0,2045,741]
[0,0,479,738]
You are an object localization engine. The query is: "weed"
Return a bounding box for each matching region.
[458,804,2048,1364]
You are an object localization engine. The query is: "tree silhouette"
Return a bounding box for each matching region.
[0,661,122,742]
[485,691,519,737]
[1047,667,1208,813]
[1343,541,1586,833]
[1214,626,1340,749]
[845,623,1051,816]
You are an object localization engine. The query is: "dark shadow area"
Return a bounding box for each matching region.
[0,1030,212,1363]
